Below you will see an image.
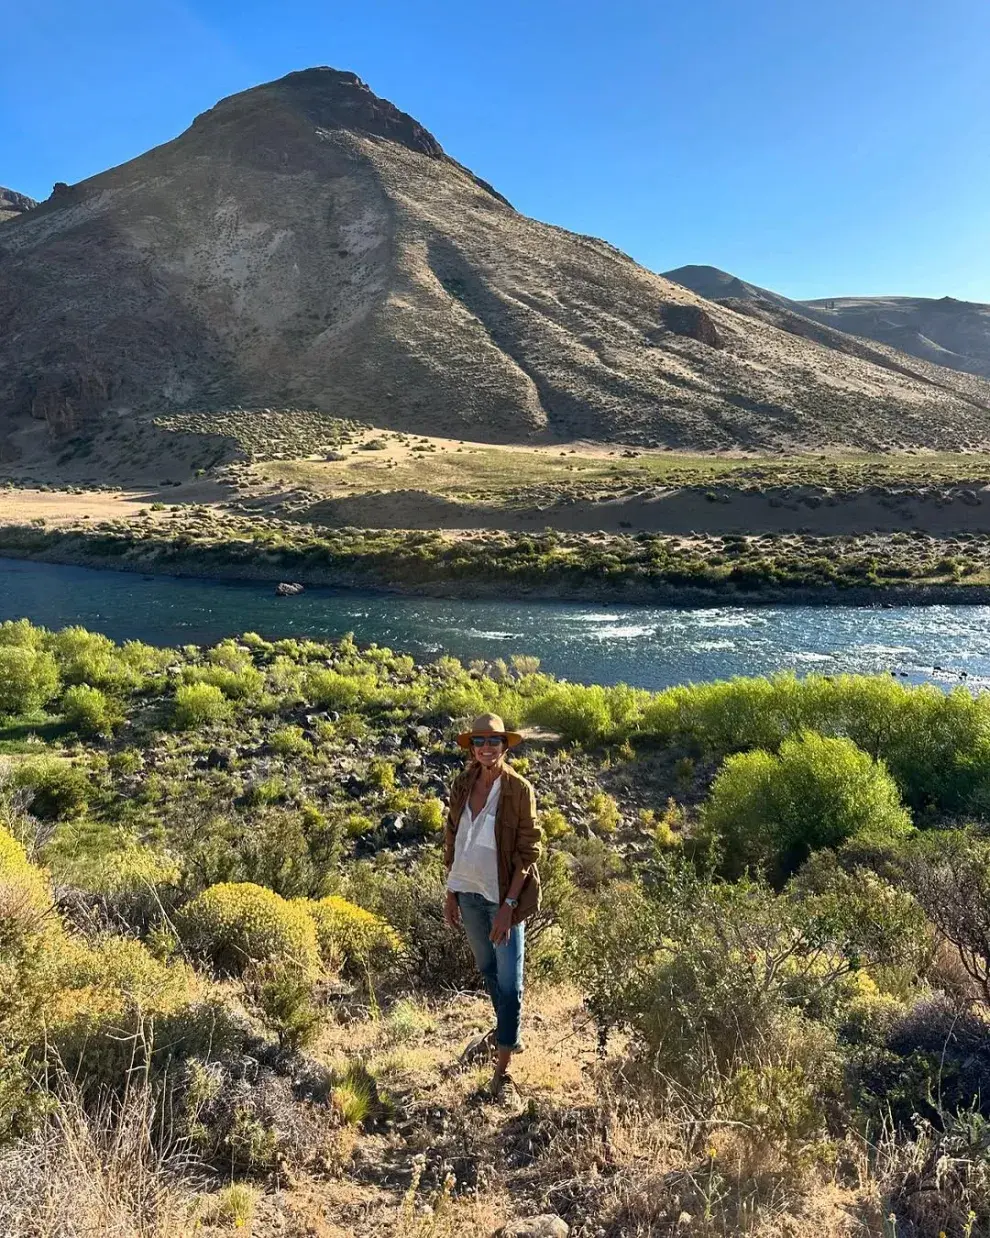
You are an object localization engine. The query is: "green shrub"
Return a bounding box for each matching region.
[701,731,912,883]
[0,619,44,649]
[405,795,444,834]
[11,759,90,822]
[367,758,396,791]
[0,647,59,717]
[172,682,232,729]
[540,807,570,840]
[183,665,263,700]
[525,682,647,745]
[243,775,289,806]
[61,684,122,737]
[343,856,478,990]
[270,725,312,757]
[177,882,320,979]
[588,790,620,834]
[44,628,149,698]
[241,961,321,1051]
[304,669,376,710]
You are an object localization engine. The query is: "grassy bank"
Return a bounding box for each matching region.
[5,513,990,604]
[4,620,990,1232]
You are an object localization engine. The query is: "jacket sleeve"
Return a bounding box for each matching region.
[444,773,463,873]
[511,779,543,878]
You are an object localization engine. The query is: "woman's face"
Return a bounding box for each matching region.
[471,736,506,769]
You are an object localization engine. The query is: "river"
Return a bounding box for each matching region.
[2,557,988,691]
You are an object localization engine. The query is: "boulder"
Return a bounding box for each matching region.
[275,581,305,596]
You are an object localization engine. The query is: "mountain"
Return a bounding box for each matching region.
[661,264,793,311]
[4,70,990,459]
[664,264,990,382]
[801,295,990,380]
[0,187,37,223]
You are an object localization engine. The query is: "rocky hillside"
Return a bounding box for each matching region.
[666,264,990,382]
[0,187,36,223]
[5,70,990,458]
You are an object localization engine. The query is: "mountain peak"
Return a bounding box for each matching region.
[190,66,447,160]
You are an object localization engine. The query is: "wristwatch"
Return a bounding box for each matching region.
[504,897,519,909]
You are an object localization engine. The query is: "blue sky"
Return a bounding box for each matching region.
[2,0,988,300]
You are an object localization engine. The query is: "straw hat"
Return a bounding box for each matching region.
[456,712,523,750]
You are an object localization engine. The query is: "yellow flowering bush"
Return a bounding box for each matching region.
[301,894,402,975]
[178,882,320,979]
[0,826,49,909]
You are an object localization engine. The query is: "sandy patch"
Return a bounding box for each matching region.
[297,484,990,536]
[0,489,159,525]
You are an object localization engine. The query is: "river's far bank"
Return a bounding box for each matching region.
[4,516,990,609]
[6,538,990,609]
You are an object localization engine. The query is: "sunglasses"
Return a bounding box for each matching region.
[471,735,506,748]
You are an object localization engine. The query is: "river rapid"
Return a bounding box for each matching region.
[2,557,988,691]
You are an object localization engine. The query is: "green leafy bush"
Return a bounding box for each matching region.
[304,668,376,711]
[172,682,233,729]
[11,759,90,822]
[701,731,912,883]
[177,882,320,978]
[0,619,44,649]
[61,684,122,737]
[525,681,648,745]
[270,725,312,757]
[0,647,59,717]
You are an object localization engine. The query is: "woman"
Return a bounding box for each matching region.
[444,712,542,1096]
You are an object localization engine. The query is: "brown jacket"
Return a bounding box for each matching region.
[445,762,542,925]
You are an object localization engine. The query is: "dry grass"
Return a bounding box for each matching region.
[0,988,961,1237]
[0,1078,200,1238]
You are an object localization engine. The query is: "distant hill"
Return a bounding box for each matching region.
[664,264,990,382]
[0,187,37,223]
[4,71,990,465]
[662,264,794,311]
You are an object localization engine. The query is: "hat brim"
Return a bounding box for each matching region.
[456,730,523,749]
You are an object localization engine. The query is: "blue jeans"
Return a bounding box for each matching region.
[456,892,525,1052]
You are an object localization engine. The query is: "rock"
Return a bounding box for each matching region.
[654,302,722,348]
[275,581,305,596]
[406,724,432,748]
[379,812,406,836]
[496,1217,569,1238]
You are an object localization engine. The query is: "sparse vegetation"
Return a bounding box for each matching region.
[8,508,990,601]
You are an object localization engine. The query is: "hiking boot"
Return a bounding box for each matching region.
[490,1070,522,1108]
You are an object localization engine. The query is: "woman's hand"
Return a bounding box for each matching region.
[443,890,461,929]
[490,902,514,946]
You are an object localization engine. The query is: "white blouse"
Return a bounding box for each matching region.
[447,776,502,905]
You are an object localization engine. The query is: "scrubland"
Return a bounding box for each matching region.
[3,619,990,1233]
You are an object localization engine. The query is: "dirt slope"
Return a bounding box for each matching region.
[5,70,990,464]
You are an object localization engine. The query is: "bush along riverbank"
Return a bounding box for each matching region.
[6,619,990,1233]
[6,514,990,604]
